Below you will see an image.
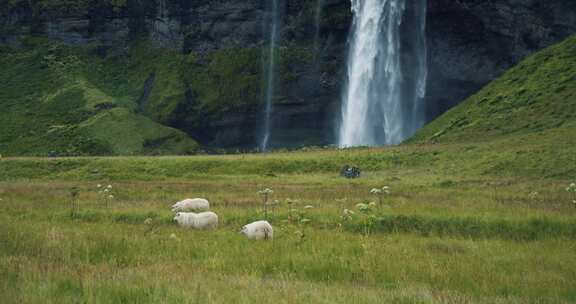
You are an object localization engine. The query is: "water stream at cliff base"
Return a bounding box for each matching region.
[260,0,280,152]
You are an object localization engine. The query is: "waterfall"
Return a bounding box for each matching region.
[159,0,167,18]
[313,0,325,56]
[338,0,427,147]
[260,0,280,152]
[411,0,428,135]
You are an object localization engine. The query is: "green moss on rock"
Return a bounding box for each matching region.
[78,108,198,155]
[185,47,262,113]
[0,41,198,156]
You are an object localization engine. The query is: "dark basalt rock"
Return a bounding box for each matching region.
[341,165,361,179]
[426,0,576,119]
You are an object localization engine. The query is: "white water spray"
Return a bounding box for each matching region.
[411,0,428,134]
[260,0,280,152]
[339,0,427,147]
[313,0,325,56]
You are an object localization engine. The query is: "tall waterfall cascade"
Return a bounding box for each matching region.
[260,0,280,152]
[339,0,427,147]
[313,0,325,56]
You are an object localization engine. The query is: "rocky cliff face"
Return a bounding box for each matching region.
[427,0,576,118]
[1,0,575,150]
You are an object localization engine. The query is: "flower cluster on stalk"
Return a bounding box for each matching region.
[567,183,576,206]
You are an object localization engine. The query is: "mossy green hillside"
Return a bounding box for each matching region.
[411,35,576,144]
[1,35,322,155]
[79,40,312,122]
[0,41,198,156]
[77,108,198,155]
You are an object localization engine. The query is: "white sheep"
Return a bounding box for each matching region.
[171,198,210,212]
[174,212,218,230]
[240,220,273,240]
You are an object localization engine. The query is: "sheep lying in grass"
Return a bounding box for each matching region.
[171,198,210,212]
[240,220,273,240]
[174,212,218,230]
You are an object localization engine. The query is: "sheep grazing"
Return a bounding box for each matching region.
[171,198,210,212]
[240,220,273,240]
[174,212,218,230]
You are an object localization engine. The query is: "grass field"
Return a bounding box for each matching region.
[1,142,576,303]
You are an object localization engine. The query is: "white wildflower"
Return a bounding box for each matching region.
[356,203,370,212]
[371,186,390,195]
[258,188,274,195]
[370,188,382,194]
[304,205,314,209]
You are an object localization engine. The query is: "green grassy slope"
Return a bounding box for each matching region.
[1,122,574,181]
[0,39,199,156]
[410,35,576,144]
